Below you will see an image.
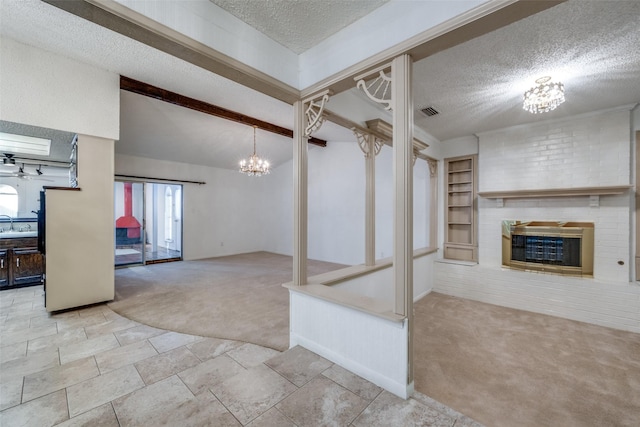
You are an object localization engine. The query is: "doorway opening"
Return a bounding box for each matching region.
[114,181,183,266]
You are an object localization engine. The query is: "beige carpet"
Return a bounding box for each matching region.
[414,292,640,427]
[110,251,345,351]
[112,256,640,425]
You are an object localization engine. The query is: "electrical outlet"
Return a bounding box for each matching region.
[220,242,224,247]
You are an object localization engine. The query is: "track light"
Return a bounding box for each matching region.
[2,153,16,167]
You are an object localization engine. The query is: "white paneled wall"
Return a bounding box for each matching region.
[436,106,639,333]
[289,291,410,398]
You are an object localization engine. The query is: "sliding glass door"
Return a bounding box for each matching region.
[144,183,182,263]
[114,181,182,266]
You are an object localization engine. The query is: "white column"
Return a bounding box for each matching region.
[392,54,414,387]
[365,137,376,266]
[293,100,307,286]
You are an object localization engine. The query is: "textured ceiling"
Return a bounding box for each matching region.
[209,0,388,54]
[410,0,640,141]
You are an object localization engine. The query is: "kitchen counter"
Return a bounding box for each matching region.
[0,230,38,239]
[0,231,37,238]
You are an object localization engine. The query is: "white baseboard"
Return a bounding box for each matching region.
[290,333,412,399]
[413,289,432,302]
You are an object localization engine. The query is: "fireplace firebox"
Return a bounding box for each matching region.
[502,221,594,276]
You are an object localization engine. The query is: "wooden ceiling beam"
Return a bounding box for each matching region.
[120,76,327,147]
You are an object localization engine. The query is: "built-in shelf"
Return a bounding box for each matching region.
[445,155,477,262]
[478,185,631,199]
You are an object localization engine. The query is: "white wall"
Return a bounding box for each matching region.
[46,135,115,311]
[262,141,431,265]
[435,107,640,333]
[115,154,271,261]
[0,37,119,140]
[0,36,119,311]
[117,138,432,267]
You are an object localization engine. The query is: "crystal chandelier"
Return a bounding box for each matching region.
[239,126,270,176]
[523,76,565,114]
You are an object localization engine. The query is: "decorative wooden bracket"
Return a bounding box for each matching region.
[355,64,393,110]
[353,129,384,158]
[427,159,437,177]
[303,90,331,137]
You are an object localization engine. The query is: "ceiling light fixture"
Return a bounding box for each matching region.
[523,76,565,114]
[239,126,270,177]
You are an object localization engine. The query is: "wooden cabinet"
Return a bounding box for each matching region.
[0,250,8,287]
[444,155,478,262]
[0,238,43,289]
[12,248,43,286]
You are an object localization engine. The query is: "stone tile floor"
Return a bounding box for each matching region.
[0,285,482,426]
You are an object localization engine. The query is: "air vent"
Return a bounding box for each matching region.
[420,106,440,117]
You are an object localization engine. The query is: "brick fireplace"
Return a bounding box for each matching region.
[434,107,639,334]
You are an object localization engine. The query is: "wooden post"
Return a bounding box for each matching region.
[365,136,376,266]
[392,54,414,387]
[293,100,308,286]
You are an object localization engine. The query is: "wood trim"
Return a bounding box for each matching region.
[115,174,205,185]
[120,76,327,147]
[323,109,388,142]
[478,186,632,199]
[42,187,82,191]
[44,0,301,104]
[365,119,429,150]
[300,1,565,99]
[635,131,640,281]
[0,237,38,250]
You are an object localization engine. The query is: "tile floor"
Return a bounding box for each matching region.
[0,285,482,426]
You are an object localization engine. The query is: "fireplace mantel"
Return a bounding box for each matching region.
[479,185,631,199]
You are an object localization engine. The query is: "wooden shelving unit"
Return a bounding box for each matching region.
[444,155,477,262]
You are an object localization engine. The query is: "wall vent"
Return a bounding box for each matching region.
[420,106,439,117]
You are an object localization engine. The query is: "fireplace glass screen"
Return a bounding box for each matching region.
[511,236,581,267]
